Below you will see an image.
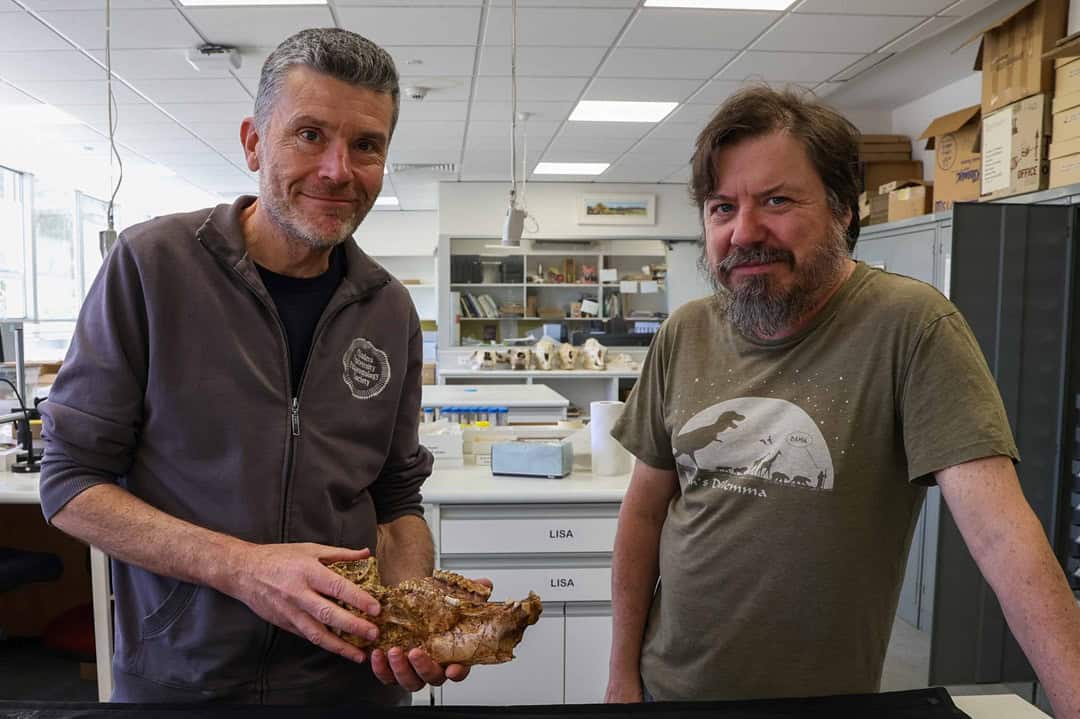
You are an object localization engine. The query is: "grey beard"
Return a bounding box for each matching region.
[699,219,850,340]
[259,175,365,251]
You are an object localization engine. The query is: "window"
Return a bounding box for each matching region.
[77,191,108,295]
[33,179,79,320]
[0,165,30,319]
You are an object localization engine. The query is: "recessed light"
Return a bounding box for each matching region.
[534,162,610,176]
[375,196,399,207]
[178,0,326,6]
[569,100,678,123]
[643,0,795,8]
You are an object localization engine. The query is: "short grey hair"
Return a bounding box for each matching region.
[254,28,400,137]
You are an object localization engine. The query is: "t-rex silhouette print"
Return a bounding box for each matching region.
[673,411,746,457]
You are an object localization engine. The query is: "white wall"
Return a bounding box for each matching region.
[439,181,700,239]
[890,74,982,183]
[353,209,438,256]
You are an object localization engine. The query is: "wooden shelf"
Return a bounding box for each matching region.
[451,283,522,288]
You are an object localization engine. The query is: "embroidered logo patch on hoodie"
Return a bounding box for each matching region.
[343,337,391,399]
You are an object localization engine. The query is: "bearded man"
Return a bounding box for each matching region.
[604,87,1080,715]
[39,29,473,704]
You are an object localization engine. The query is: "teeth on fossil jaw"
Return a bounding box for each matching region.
[444,596,461,607]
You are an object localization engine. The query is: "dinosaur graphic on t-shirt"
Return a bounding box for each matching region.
[673,411,745,457]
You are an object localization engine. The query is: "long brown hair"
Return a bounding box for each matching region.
[690,86,862,251]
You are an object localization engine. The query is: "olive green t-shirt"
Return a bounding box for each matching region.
[612,262,1018,701]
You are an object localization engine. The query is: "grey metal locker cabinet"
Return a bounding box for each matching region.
[930,202,1078,685]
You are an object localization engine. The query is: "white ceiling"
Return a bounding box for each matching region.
[0,0,1007,210]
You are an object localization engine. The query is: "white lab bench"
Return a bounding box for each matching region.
[0,468,1053,716]
[421,383,570,425]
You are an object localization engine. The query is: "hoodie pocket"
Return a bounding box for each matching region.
[140,580,199,639]
[336,491,378,552]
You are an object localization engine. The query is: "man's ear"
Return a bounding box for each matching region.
[240,117,260,172]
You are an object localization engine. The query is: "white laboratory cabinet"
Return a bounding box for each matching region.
[421,469,627,706]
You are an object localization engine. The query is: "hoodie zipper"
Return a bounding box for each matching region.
[220,258,390,700]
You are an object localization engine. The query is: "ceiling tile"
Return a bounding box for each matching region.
[561,121,656,140]
[878,16,959,54]
[753,13,925,53]
[1,0,20,9]
[56,102,173,125]
[465,129,556,152]
[829,52,890,81]
[621,9,778,50]
[88,48,212,81]
[813,81,844,97]
[125,135,221,157]
[397,100,469,123]
[794,0,953,14]
[26,0,171,8]
[545,134,639,156]
[142,150,235,166]
[688,79,748,105]
[0,50,103,83]
[39,9,202,50]
[387,46,477,77]
[939,0,1001,15]
[159,101,252,124]
[391,183,438,212]
[334,0,481,5]
[490,0,636,6]
[649,121,705,143]
[135,78,251,104]
[664,103,718,125]
[186,121,244,142]
[397,76,473,102]
[336,6,481,46]
[391,122,466,148]
[478,45,604,77]
[466,119,561,139]
[600,47,737,80]
[468,100,573,123]
[114,122,202,142]
[0,83,37,105]
[719,50,864,83]
[631,135,695,159]
[600,162,683,183]
[185,6,334,48]
[585,77,700,103]
[484,6,632,47]
[473,76,587,102]
[0,12,77,51]
[663,165,691,183]
[386,146,459,165]
[18,78,144,105]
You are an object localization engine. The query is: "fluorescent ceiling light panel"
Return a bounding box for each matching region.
[643,0,795,8]
[569,101,678,123]
[534,162,609,175]
[374,196,399,207]
[179,0,325,6]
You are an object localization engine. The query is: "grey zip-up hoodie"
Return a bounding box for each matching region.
[39,196,432,704]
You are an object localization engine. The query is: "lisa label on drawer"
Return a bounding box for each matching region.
[549,528,574,538]
[550,577,575,588]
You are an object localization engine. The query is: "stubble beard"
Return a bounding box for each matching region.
[259,170,373,252]
[700,218,850,340]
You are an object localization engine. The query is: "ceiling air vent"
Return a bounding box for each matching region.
[389,162,457,175]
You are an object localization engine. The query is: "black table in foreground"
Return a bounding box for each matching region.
[0,688,972,718]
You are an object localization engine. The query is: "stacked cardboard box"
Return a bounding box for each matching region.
[1050,56,1080,187]
[969,0,1065,199]
[882,180,934,223]
[919,106,981,212]
[857,135,923,204]
[858,190,890,227]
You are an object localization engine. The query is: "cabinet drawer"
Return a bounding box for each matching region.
[441,515,618,554]
[449,565,612,603]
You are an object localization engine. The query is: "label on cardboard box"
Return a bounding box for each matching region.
[1053,102,1080,142]
[981,105,1013,193]
[1050,153,1080,187]
[1056,57,1080,96]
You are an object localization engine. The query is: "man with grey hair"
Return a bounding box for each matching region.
[40,28,467,704]
[606,86,1080,714]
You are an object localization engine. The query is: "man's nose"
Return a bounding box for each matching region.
[318,141,353,185]
[730,206,766,248]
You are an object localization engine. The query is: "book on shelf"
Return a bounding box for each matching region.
[458,292,502,319]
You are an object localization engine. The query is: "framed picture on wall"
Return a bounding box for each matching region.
[576,193,656,225]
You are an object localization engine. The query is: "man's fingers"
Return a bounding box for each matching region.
[300,591,380,639]
[312,544,371,562]
[388,647,425,692]
[408,648,448,686]
[371,649,396,686]
[290,612,368,665]
[444,663,471,683]
[310,566,381,616]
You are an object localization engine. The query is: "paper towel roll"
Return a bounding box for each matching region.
[590,400,631,476]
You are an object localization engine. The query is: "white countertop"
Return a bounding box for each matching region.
[421,459,630,504]
[0,469,41,504]
[422,383,570,408]
[438,368,640,378]
[954,694,1052,718]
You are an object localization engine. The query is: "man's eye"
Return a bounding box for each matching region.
[711,203,734,215]
[766,196,789,207]
[354,139,376,152]
[299,129,320,142]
